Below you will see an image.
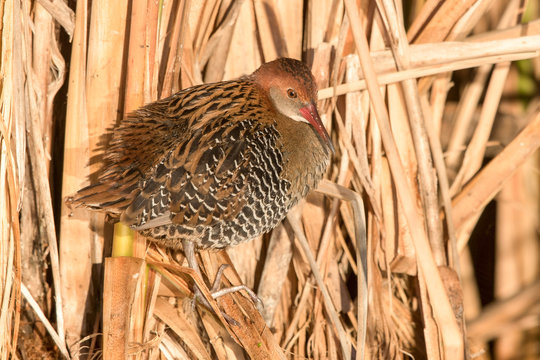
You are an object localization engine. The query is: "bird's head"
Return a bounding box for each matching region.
[253,58,334,153]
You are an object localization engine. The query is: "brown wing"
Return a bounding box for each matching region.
[68,79,259,215]
[122,117,260,230]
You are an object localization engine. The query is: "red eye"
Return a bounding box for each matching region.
[287,88,297,98]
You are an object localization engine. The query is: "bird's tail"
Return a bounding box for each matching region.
[65,175,139,216]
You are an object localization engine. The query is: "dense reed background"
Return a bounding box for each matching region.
[2,0,540,359]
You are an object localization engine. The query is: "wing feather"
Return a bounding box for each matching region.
[123,121,255,229]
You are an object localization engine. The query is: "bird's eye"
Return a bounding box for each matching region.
[287,88,297,99]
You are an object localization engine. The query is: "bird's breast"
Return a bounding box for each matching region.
[276,118,330,199]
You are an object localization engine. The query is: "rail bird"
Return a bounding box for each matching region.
[69,57,333,314]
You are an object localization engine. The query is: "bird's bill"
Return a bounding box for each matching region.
[299,103,335,154]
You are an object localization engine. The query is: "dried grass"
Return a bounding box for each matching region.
[3,0,540,359]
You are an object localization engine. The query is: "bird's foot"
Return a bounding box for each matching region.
[181,240,263,325]
[191,282,240,326]
[209,264,264,312]
[191,264,264,326]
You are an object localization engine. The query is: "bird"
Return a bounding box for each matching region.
[68,57,333,313]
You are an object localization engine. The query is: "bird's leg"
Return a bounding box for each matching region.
[182,240,263,318]
[182,239,239,325]
[182,239,213,309]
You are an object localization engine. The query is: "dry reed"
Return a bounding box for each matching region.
[2,0,540,359]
